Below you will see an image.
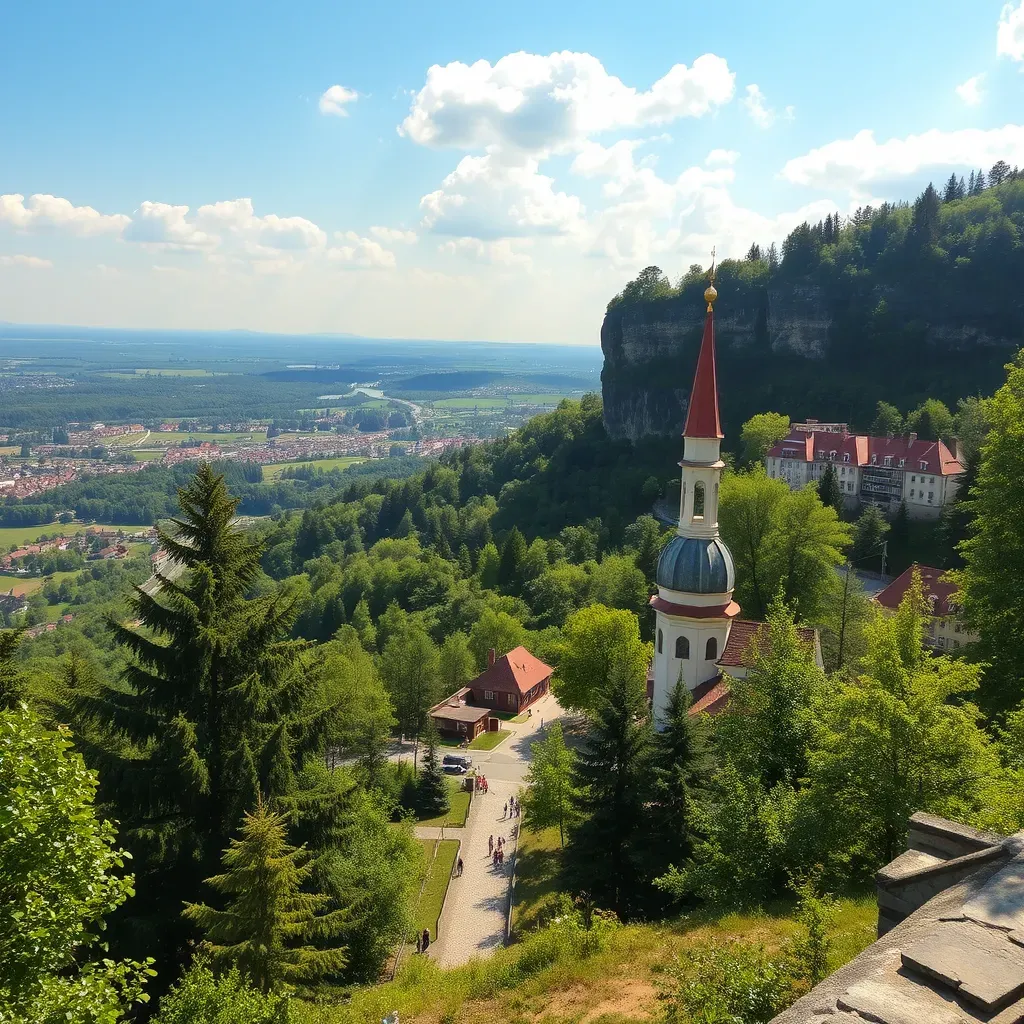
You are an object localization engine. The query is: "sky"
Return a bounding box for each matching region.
[2,0,1023,344]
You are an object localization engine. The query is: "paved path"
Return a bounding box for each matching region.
[426,692,564,967]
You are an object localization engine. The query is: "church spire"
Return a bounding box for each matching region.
[682,257,723,440]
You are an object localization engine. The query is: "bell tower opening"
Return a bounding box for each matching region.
[692,482,705,521]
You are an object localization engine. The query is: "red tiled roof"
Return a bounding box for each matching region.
[688,674,731,716]
[766,430,964,476]
[683,307,723,439]
[874,564,960,617]
[470,646,553,696]
[718,619,819,668]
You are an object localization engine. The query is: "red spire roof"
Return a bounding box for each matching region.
[683,306,723,439]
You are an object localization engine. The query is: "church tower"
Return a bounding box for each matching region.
[651,263,739,727]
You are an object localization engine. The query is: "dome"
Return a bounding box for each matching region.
[656,535,735,595]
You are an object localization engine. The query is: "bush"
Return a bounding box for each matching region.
[152,959,290,1024]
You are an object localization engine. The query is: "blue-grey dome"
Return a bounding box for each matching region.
[656,535,735,594]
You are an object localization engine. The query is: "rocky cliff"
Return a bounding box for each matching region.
[601,278,1017,443]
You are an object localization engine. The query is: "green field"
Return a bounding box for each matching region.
[0,523,151,548]
[413,838,459,943]
[131,450,166,461]
[262,457,366,480]
[141,431,268,445]
[417,778,472,828]
[2,568,83,598]
[104,432,150,446]
[469,728,510,750]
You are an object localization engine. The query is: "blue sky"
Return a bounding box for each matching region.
[2,0,1023,343]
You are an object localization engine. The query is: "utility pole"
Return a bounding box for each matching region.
[880,539,888,581]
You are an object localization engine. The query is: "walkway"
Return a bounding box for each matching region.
[425,692,564,967]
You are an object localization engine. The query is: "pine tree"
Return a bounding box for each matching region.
[974,168,987,193]
[767,243,780,272]
[566,654,653,917]
[0,629,24,710]
[646,677,711,878]
[184,801,348,994]
[968,170,976,195]
[498,527,527,592]
[415,723,450,818]
[942,173,960,203]
[817,462,844,517]
[457,543,473,578]
[350,598,376,652]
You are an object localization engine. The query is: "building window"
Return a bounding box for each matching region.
[911,475,916,482]
[657,629,663,654]
[843,452,850,463]
[829,450,837,460]
[705,637,718,660]
[871,454,877,465]
[920,461,928,470]
[936,636,946,648]
[848,482,854,491]
[508,693,515,706]
[928,492,934,502]
[909,488,915,498]
[817,450,825,459]
[676,635,690,660]
[484,690,494,700]
[898,458,905,467]
[884,456,892,467]
[930,476,935,484]
[692,482,705,521]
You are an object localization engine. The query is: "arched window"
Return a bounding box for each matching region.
[692,481,705,520]
[657,629,663,654]
[705,636,717,660]
[675,635,690,660]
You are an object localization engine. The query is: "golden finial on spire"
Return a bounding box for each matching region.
[704,246,718,311]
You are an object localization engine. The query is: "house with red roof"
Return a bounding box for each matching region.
[465,646,554,714]
[765,420,965,519]
[874,564,976,652]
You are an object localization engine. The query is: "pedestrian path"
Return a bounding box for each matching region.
[428,778,523,967]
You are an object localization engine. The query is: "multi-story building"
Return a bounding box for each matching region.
[874,564,977,652]
[765,421,965,519]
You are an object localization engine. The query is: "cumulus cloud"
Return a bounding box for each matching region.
[742,84,775,128]
[998,1,1024,61]
[419,151,585,238]
[956,74,985,105]
[439,237,532,266]
[400,51,735,154]
[0,253,53,269]
[319,84,359,116]
[370,225,418,243]
[0,193,129,236]
[122,202,215,250]
[570,139,643,181]
[195,198,327,250]
[327,231,396,268]
[705,148,739,167]
[782,125,1024,190]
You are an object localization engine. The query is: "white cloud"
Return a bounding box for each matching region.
[570,139,642,181]
[998,1,1024,60]
[327,231,396,268]
[743,84,775,128]
[319,84,359,116]
[0,253,52,269]
[370,225,418,243]
[439,237,532,266]
[956,74,985,105]
[195,198,326,250]
[0,193,129,236]
[782,125,1024,190]
[705,148,739,167]
[401,51,734,154]
[123,202,215,250]
[419,150,585,238]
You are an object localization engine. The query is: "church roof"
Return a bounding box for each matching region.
[656,535,735,594]
[718,619,821,667]
[683,306,723,439]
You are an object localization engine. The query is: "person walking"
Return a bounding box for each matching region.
[457,856,464,877]
[503,800,508,819]
[421,928,430,952]
[488,834,494,856]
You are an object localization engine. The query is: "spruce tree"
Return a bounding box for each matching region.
[0,629,24,710]
[416,722,450,818]
[498,526,527,592]
[566,655,653,917]
[817,462,844,517]
[184,801,348,994]
[646,676,710,880]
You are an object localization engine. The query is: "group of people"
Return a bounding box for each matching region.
[488,832,507,867]
[414,928,431,954]
[503,796,520,820]
[475,774,489,793]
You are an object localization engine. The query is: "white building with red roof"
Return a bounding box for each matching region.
[874,564,977,651]
[765,419,965,519]
[649,267,824,723]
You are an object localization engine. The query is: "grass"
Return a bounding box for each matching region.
[262,457,366,480]
[469,728,510,750]
[417,779,472,828]
[0,523,150,548]
[511,826,564,934]
[0,446,19,455]
[413,838,460,942]
[296,892,877,1024]
[131,450,166,461]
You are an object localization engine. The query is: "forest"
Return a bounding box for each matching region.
[602,167,1024,438]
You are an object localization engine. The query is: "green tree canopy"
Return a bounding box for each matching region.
[870,401,904,437]
[523,720,580,847]
[740,412,791,467]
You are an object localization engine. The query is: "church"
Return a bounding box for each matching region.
[649,267,822,725]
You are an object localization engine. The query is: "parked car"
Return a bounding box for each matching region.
[442,763,468,775]
[443,753,473,769]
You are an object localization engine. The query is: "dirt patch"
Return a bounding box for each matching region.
[540,977,658,1023]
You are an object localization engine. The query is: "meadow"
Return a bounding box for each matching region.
[262,456,366,480]
[0,522,150,548]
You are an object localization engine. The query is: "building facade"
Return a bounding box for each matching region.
[765,422,965,519]
[874,563,978,652]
